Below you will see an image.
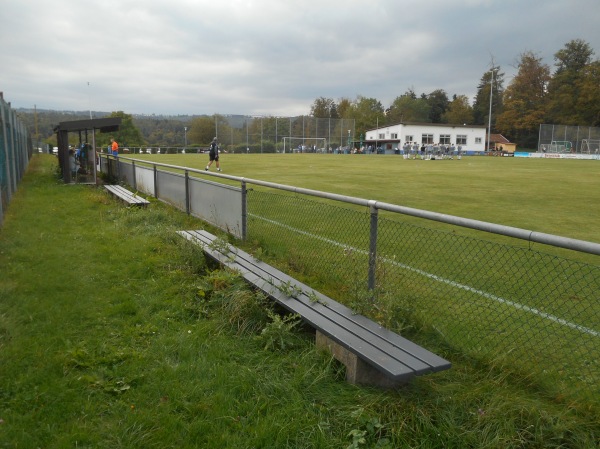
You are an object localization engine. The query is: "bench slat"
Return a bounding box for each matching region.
[178,230,451,382]
[198,241,443,377]
[223,239,449,370]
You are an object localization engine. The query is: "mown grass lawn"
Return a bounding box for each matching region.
[132,153,600,245]
[0,155,598,448]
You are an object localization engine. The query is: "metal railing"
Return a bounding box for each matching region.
[102,155,600,408]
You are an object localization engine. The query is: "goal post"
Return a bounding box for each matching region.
[581,139,600,154]
[282,137,327,153]
[548,140,572,153]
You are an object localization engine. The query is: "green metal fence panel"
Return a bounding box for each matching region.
[0,93,33,225]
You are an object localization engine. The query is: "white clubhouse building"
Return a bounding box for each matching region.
[364,122,487,154]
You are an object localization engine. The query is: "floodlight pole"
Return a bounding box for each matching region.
[487,69,494,152]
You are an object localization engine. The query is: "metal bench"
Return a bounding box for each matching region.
[178,230,451,388]
[104,185,150,207]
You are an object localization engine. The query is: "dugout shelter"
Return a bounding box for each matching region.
[54,117,121,184]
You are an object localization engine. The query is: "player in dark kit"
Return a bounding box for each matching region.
[205,137,221,172]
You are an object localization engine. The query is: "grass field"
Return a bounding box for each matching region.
[1,154,599,448]
[131,153,600,245]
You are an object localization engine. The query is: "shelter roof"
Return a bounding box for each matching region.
[489,133,511,144]
[54,117,122,133]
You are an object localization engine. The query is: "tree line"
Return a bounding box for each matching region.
[16,39,598,151]
[309,39,599,149]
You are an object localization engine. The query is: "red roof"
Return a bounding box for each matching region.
[488,133,511,144]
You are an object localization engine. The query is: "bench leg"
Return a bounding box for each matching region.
[316,331,406,389]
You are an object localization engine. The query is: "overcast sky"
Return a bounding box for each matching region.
[2,0,599,117]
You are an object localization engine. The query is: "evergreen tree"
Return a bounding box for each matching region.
[546,39,595,124]
[473,66,504,128]
[425,89,449,123]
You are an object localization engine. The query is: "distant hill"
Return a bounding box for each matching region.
[16,108,293,146]
[15,108,204,146]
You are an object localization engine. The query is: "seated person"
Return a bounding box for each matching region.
[68,149,80,178]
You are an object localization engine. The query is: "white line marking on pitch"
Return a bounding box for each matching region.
[250,214,599,338]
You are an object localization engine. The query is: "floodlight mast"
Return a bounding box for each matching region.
[487,69,494,152]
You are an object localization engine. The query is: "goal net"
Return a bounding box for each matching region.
[282,137,327,153]
[547,140,572,153]
[581,139,600,154]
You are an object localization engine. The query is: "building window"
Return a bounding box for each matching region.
[405,135,413,143]
[440,134,451,144]
[422,134,434,144]
[378,133,385,140]
[456,135,467,145]
[391,133,398,139]
[475,137,482,144]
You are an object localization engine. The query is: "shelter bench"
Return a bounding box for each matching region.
[178,229,451,388]
[104,185,150,207]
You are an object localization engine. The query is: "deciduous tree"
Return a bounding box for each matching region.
[387,89,430,123]
[310,97,338,118]
[496,51,550,148]
[442,95,473,125]
[97,111,145,147]
[575,60,600,126]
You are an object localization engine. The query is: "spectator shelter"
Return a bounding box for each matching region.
[54,117,121,184]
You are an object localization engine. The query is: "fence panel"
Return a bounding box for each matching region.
[135,165,155,196]
[189,177,243,238]
[0,93,32,226]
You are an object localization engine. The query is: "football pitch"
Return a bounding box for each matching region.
[137,153,600,246]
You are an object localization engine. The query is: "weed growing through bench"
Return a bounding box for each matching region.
[208,236,237,262]
[278,279,303,298]
[257,310,303,351]
[307,290,327,306]
[195,270,271,335]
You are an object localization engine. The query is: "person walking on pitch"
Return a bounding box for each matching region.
[205,137,221,171]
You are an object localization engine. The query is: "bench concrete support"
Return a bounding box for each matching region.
[316,331,403,388]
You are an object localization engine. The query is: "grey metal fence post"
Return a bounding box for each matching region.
[368,200,378,292]
[241,180,247,241]
[153,164,158,198]
[185,169,190,215]
[132,161,136,190]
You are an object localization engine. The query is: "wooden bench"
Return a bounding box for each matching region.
[104,185,150,207]
[178,230,451,388]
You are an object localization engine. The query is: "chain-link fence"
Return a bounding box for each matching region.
[104,155,600,409]
[539,124,600,154]
[247,189,599,406]
[213,115,356,153]
[0,93,33,225]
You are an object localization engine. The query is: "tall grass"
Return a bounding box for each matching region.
[0,155,598,448]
